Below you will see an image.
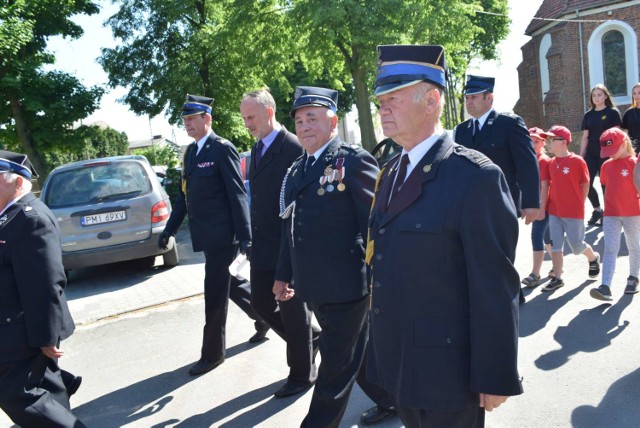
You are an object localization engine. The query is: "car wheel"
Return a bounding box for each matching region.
[163,244,179,267]
[134,255,157,268]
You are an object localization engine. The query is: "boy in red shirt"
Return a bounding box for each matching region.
[591,128,640,300]
[539,125,600,291]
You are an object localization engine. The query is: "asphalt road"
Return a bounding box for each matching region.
[2,217,639,427]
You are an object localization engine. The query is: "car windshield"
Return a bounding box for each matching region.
[45,161,152,208]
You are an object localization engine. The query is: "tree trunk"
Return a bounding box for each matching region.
[351,62,377,152]
[8,94,48,179]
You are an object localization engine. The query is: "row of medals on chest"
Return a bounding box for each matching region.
[318,165,346,196]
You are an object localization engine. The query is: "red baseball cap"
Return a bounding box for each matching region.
[540,125,572,143]
[528,127,544,139]
[600,127,626,158]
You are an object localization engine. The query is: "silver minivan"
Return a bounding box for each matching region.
[40,155,179,273]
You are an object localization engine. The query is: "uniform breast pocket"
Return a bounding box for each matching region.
[397,210,445,234]
[194,166,216,177]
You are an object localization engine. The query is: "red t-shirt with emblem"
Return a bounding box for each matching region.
[538,152,551,210]
[544,153,590,219]
[600,156,640,216]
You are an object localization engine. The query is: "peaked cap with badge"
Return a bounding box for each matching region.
[0,150,38,179]
[374,44,446,96]
[182,94,214,117]
[463,74,495,95]
[289,86,338,117]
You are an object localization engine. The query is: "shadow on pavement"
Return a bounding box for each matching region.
[571,367,640,427]
[520,280,594,338]
[173,379,294,427]
[535,295,633,371]
[74,363,197,427]
[73,340,265,427]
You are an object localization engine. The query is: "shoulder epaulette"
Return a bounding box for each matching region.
[453,145,492,168]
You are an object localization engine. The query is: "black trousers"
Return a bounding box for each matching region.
[0,353,85,427]
[397,405,485,428]
[250,269,319,384]
[201,246,268,361]
[230,275,269,333]
[584,152,606,209]
[301,295,369,428]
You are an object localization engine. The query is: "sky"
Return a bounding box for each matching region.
[48,0,544,145]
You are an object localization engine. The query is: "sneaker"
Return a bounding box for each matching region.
[521,273,541,288]
[542,277,565,292]
[587,210,603,226]
[589,253,600,278]
[590,285,613,301]
[625,276,639,294]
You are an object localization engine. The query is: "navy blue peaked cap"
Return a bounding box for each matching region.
[290,86,338,117]
[463,75,495,95]
[374,45,447,96]
[182,94,214,117]
[0,150,37,179]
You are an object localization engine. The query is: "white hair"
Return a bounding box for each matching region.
[413,82,445,117]
[2,172,32,193]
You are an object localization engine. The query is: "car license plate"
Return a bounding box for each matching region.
[81,211,127,226]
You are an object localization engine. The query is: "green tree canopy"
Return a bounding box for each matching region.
[99,0,298,148]
[42,125,129,171]
[99,0,509,151]
[0,0,104,177]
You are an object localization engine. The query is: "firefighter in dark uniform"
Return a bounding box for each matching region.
[159,95,264,376]
[0,151,84,427]
[453,74,539,222]
[367,45,523,428]
[273,86,379,427]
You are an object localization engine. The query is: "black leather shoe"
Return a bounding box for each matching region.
[67,375,82,396]
[248,328,269,343]
[360,406,397,425]
[188,358,224,376]
[273,381,314,398]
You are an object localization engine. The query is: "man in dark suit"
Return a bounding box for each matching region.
[159,94,265,376]
[367,45,523,427]
[274,86,379,427]
[239,89,319,398]
[453,74,539,224]
[0,151,85,427]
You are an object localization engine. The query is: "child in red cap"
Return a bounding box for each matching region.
[591,128,640,300]
[540,125,600,291]
[521,127,552,288]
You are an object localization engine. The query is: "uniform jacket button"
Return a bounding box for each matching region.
[6,318,11,323]
[446,338,452,344]
[415,223,422,229]
[378,228,385,235]
[373,307,380,315]
[375,254,383,261]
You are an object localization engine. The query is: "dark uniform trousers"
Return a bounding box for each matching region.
[301,295,369,428]
[0,354,85,427]
[397,406,485,428]
[250,269,318,384]
[201,246,237,361]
